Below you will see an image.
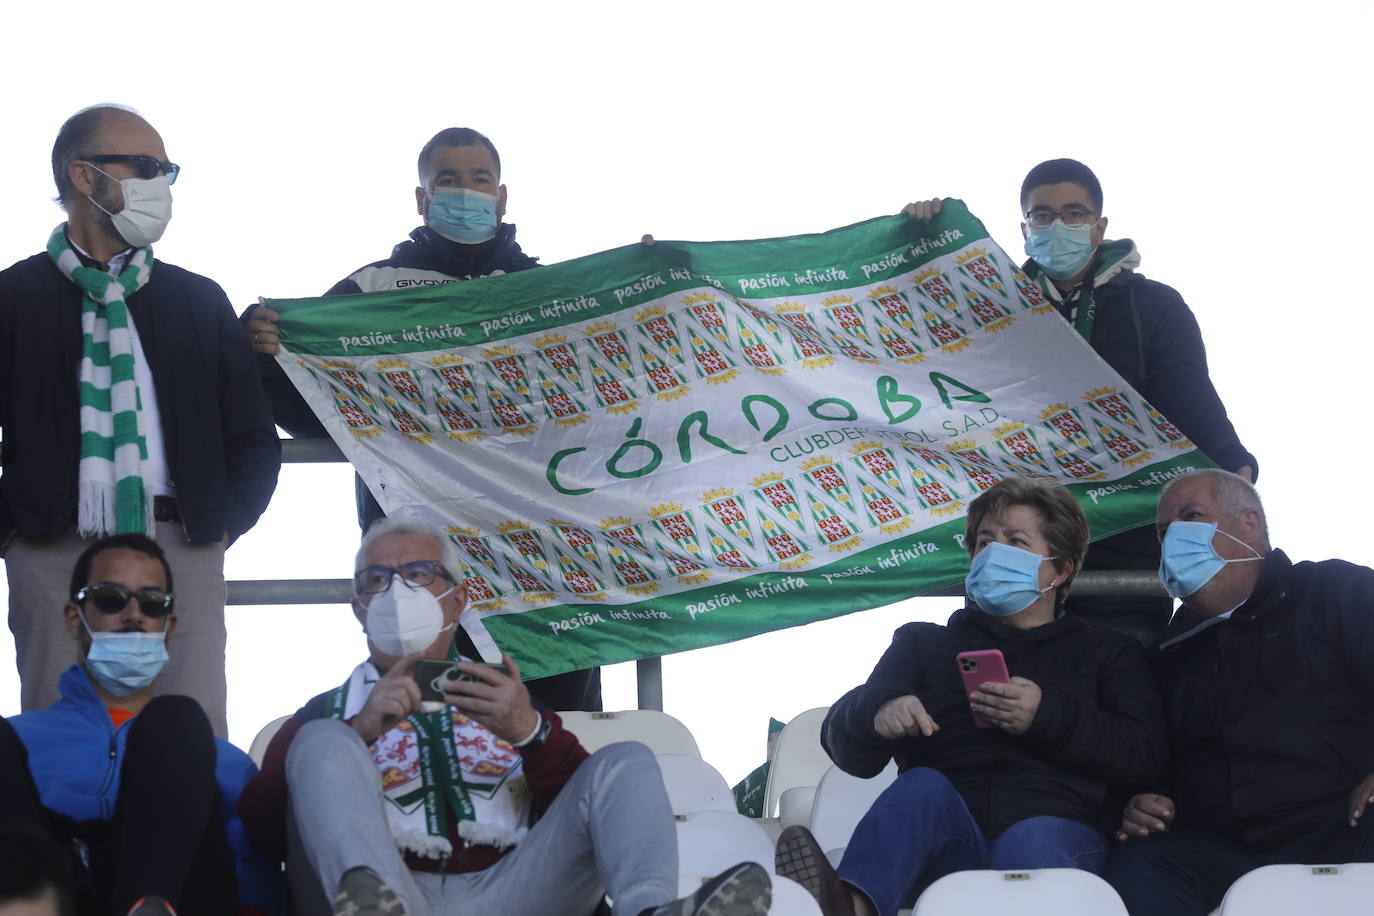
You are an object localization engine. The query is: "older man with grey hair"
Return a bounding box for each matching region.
[236,515,770,916]
[1106,468,1374,915]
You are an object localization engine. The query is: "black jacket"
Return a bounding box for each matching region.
[0,253,280,545]
[1031,246,1258,574]
[1074,270,1254,477]
[1154,549,1374,852]
[239,223,600,712]
[250,224,539,443]
[822,607,1167,837]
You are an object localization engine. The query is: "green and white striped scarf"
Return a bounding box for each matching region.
[47,226,155,537]
[326,661,531,859]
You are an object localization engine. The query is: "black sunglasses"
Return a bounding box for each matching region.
[75,583,175,617]
[84,154,180,185]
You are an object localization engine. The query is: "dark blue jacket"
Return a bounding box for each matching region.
[0,251,280,545]
[1155,549,1374,851]
[248,223,539,447]
[1029,244,1257,575]
[9,666,281,911]
[823,607,1167,837]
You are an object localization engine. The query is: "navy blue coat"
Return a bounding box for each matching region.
[1154,549,1374,851]
[0,252,280,545]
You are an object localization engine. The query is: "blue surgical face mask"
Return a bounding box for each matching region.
[1158,521,1263,599]
[1024,220,1095,280]
[78,611,169,696]
[426,187,498,245]
[965,541,1059,617]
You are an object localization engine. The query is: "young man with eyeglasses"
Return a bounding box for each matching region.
[237,515,770,916]
[0,533,279,916]
[239,126,601,715]
[904,159,1256,645]
[0,104,281,737]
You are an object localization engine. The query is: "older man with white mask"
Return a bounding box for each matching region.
[237,516,770,916]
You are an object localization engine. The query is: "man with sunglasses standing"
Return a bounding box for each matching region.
[0,105,281,736]
[905,160,1256,645]
[0,533,279,915]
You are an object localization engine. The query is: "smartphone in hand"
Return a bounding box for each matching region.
[414,659,506,704]
[957,649,1010,728]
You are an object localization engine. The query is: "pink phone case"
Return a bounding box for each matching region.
[957,649,1011,728]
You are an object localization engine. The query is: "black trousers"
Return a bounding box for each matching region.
[1106,817,1374,915]
[0,695,236,916]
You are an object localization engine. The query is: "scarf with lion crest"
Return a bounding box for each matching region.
[326,660,531,859]
[46,226,155,537]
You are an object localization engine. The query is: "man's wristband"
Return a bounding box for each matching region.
[513,713,551,752]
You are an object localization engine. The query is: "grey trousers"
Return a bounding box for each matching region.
[286,719,678,916]
[3,520,228,737]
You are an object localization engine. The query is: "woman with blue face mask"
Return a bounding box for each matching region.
[776,478,1168,916]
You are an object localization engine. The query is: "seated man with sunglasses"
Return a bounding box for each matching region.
[0,533,279,915]
[0,104,281,738]
[237,515,770,916]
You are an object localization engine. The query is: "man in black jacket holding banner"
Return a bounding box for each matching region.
[242,127,600,713]
[908,160,1256,645]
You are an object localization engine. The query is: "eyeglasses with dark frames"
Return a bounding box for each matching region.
[75,583,175,617]
[1024,206,1098,230]
[83,154,181,185]
[353,560,451,596]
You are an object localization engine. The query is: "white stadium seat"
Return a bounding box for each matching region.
[1218,863,1374,914]
[912,868,1128,915]
[808,760,898,861]
[777,785,817,828]
[558,709,701,757]
[248,714,291,767]
[763,707,831,817]
[769,875,824,915]
[674,810,776,880]
[656,754,736,814]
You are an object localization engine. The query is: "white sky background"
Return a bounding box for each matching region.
[1,0,1371,783]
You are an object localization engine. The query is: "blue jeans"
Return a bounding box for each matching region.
[1106,815,1374,916]
[837,767,1110,916]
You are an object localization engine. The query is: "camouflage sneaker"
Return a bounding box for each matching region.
[333,866,406,916]
[649,861,772,916]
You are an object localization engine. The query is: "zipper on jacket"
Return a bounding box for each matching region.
[98,733,118,820]
[96,717,132,821]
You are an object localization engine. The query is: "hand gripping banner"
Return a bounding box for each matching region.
[267,202,1207,678]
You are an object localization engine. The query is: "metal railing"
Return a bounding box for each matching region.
[227,439,1165,711]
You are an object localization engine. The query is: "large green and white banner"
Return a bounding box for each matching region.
[268,202,1205,678]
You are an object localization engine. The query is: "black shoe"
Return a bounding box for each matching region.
[648,861,772,915]
[776,825,855,916]
[125,897,175,916]
[333,866,406,916]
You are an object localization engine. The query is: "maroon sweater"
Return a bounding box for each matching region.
[236,688,588,873]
